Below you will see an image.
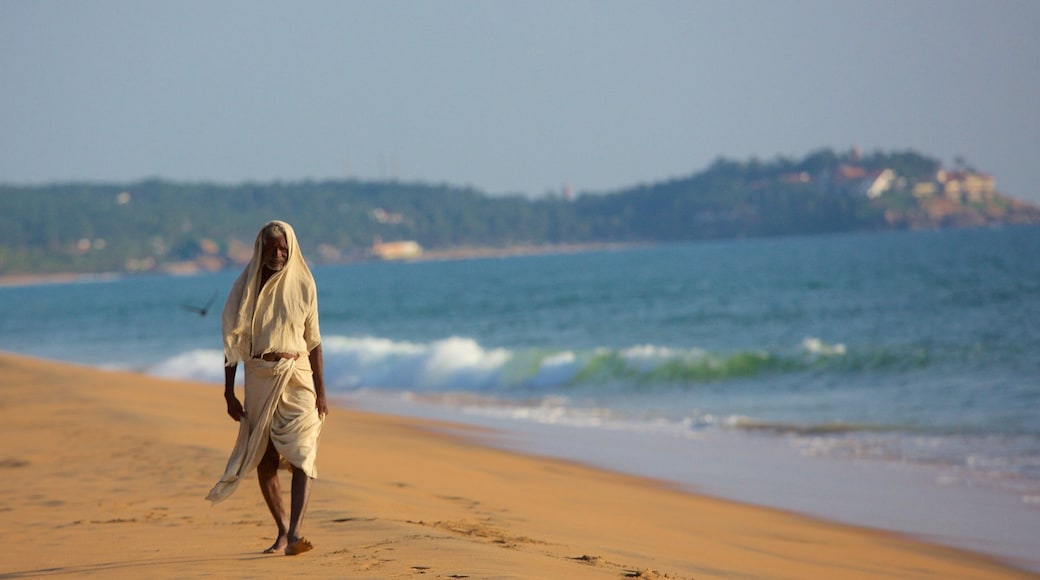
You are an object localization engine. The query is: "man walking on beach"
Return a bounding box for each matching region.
[206,220,328,556]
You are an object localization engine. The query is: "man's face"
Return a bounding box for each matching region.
[262,234,288,272]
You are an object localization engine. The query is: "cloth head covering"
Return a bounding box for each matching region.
[222,220,315,366]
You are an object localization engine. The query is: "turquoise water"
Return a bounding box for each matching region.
[4,227,1039,479]
[3,226,1040,564]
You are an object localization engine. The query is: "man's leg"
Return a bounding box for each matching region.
[257,439,288,553]
[284,467,314,555]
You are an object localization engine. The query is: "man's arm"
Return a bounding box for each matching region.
[224,358,244,421]
[309,344,328,418]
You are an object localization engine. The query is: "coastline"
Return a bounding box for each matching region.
[0,272,103,287]
[346,393,1040,573]
[0,242,638,287]
[412,241,644,262]
[0,351,1034,578]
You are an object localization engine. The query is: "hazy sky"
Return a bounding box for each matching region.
[3,1,1039,202]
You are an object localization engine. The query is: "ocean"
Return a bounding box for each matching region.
[3,225,1039,569]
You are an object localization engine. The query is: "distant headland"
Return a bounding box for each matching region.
[2,147,1037,277]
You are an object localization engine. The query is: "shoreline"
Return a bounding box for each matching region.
[0,351,1035,578]
[348,393,1040,573]
[411,241,645,262]
[0,243,644,287]
[5,223,1040,287]
[0,272,102,287]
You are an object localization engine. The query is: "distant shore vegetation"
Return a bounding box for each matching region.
[2,147,1038,276]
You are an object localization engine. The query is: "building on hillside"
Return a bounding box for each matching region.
[779,172,811,184]
[829,165,896,198]
[371,237,423,260]
[913,182,938,198]
[859,169,896,198]
[937,170,996,203]
[371,208,407,224]
[837,164,867,181]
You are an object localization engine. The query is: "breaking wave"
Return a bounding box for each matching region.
[144,334,868,393]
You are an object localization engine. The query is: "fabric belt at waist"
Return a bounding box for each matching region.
[253,352,300,362]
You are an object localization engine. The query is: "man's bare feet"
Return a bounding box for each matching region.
[285,537,313,556]
[263,535,288,554]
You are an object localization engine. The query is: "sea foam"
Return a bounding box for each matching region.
[145,333,848,394]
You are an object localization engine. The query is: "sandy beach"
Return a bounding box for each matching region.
[0,352,1033,579]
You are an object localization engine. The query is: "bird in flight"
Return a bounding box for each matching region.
[182,292,218,317]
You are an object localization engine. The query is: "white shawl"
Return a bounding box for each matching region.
[221,220,317,365]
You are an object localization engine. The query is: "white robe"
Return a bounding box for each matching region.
[206,220,323,504]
